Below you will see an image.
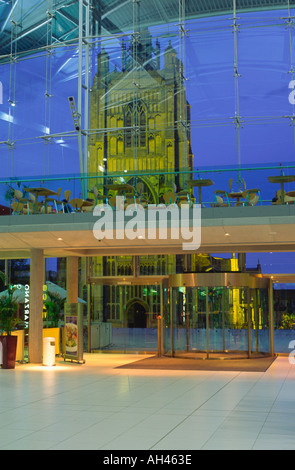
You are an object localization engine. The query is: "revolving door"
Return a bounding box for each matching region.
[162,273,272,359]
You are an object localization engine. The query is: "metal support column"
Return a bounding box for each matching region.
[158,283,163,357]
[269,279,275,357]
[233,0,243,189]
[78,0,90,199]
[206,286,209,359]
[222,288,225,352]
[170,288,174,357]
[247,287,252,358]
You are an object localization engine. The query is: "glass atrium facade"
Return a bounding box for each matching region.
[1,0,295,360]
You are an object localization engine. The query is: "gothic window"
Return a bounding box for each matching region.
[110,136,117,155]
[118,136,123,153]
[124,100,147,149]
[148,135,155,153]
[110,116,116,128]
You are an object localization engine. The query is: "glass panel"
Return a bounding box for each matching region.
[250,288,270,354]
[188,287,207,353]
[171,287,186,353]
[223,287,249,354]
[162,286,170,355]
[208,287,223,352]
[274,284,295,353]
[89,284,158,353]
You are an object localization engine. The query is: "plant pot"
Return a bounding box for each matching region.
[0,335,18,369]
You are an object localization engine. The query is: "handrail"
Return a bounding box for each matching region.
[1,163,295,185]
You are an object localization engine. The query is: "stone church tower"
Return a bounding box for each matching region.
[88,30,193,202]
[87,30,194,328]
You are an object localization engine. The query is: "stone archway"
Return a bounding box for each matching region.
[126,298,149,328]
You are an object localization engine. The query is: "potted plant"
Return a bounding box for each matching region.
[43,291,65,355]
[0,273,22,369]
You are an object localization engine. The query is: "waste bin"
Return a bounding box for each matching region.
[43,337,56,366]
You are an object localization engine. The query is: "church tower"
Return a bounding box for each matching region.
[87,31,194,328]
[88,33,193,203]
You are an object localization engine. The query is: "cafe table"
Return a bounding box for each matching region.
[267,175,295,204]
[23,187,58,213]
[186,179,214,204]
[228,191,244,206]
[285,190,295,204]
[104,183,134,195]
[81,199,95,212]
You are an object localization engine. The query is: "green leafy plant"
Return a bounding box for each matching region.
[4,186,15,202]
[0,272,22,335]
[279,313,295,330]
[44,292,65,328]
[4,181,31,203]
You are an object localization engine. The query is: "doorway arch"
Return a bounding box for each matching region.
[126,298,149,328]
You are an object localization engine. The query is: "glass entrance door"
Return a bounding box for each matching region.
[163,285,270,359]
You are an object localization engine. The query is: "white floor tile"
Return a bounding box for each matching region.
[1,354,295,450]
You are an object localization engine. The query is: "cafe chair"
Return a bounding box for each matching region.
[56,187,62,200]
[136,182,144,196]
[46,187,62,212]
[271,189,294,205]
[14,189,23,201]
[285,195,295,204]
[23,202,35,215]
[13,189,30,212]
[11,201,23,214]
[29,193,36,203]
[39,205,52,214]
[13,189,23,210]
[64,190,71,202]
[93,186,99,204]
[211,190,231,207]
[107,197,118,210]
[242,189,260,206]
[82,204,94,213]
[124,193,137,208]
[163,191,177,204]
[229,178,233,192]
[69,198,84,211]
[135,183,148,207]
[177,190,190,206]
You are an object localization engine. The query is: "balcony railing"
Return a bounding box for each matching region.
[1,162,295,216]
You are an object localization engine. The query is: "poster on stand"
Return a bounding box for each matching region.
[64,303,84,363]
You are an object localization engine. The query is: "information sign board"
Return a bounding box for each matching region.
[63,303,84,363]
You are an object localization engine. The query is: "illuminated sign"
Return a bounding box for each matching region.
[24,284,30,326]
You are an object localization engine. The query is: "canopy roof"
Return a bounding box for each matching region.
[0,0,293,60]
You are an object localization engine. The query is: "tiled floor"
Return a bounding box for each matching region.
[0,354,295,450]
